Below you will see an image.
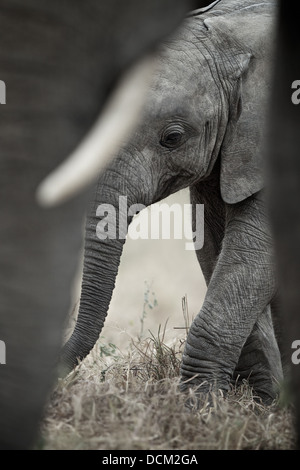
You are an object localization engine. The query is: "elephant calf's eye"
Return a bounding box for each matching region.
[160,124,185,150]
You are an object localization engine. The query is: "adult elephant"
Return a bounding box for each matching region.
[268,0,300,449]
[0,0,198,450]
[60,0,283,404]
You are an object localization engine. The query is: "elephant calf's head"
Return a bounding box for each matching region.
[116,2,274,206]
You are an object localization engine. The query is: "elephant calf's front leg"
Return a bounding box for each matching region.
[234,304,283,403]
[180,194,279,402]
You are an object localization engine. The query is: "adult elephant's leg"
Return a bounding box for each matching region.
[0,0,193,450]
[0,4,97,448]
[264,0,300,448]
[0,190,87,450]
[181,191,278,400]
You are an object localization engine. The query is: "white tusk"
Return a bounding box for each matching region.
[36,55,155,207]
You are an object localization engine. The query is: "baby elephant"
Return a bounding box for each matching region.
[60,0,283,403]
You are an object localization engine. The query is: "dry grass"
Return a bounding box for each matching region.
[39,317,296,450]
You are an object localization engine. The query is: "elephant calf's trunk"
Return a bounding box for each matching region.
[59,176,132,376]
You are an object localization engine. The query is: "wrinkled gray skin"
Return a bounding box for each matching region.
[0,0,192,450]
[61,0,283,403]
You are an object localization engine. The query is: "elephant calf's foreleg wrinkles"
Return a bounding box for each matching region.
[180,193,281,402]
[234,305,283,403]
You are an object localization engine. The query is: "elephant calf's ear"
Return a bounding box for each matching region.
[203,6,275,204]
[219,52,267,204]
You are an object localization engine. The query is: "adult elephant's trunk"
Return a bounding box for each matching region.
[59,151,150,375]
